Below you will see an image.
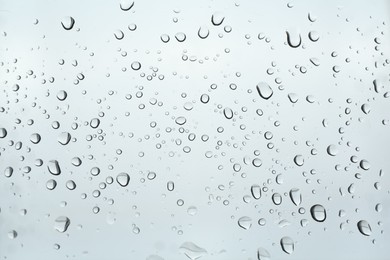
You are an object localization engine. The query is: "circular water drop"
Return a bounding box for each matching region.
[310,204,326,222]
[175,116,186,125]
[61,16,75,30]
[90,118,100,128]
[288,93,298,103]
[272,193,282,205]
[175,32,186,42]
[357,220,372,236]
[66,180,76,190]
[47,160,61,175]
[57,90,67,101]
[360,160,370,170]
[116,172,130,187]
[327,145,338,156]
[167,181,175,191]
[46,179,57,190]
[30,133,41,144]
[131,61,141,71]
[160,34,170,43]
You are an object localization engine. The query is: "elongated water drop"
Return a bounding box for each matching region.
[256,82,273,100]
[286,29,301,48]
[357,220,372,236]
[61,16,75,30]
[280,236,294,254]
[54,216,70,233]
[310,204,326,222]
[289,188,302,206]
[251,185,261,199]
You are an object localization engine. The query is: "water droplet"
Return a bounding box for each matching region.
[357,220,372,236]
[175,32,186,42]
[114,30,124,40]
[361,104,371,114]
[46,179,57,190]
[8,230,17,239]
[286,29,301,48]
[61,16,75,30]
[211,12,225,26]
[310,204,326,222]
[179,242,207,260]
[187,206,198,216]
[200,94,210,104]
[175,116,187,125]
[272,193,282,205]
[198,26,209,39]
[288,93,298,103]
[256,82,273,100]
[90,118,100,128]
[251,185,262,199]
[119,0,134,11]
[47,160,61,175]
[30,133,41,144]
[54,216,70,233]
[4,167,13,178]
[167,181,175,191]
[293,155,304,166]
[57,90,67,101]
[131,61,141,71]
[160,34,170,43]
[327,145,338,156]
[238,216,252,230]
[116,172,130,187]
[58,132,71,145]
[0,128,7,138]
[280,236,295,254]
[223,107,233,119]
[308,31,319,42]
[66,180,76,190]
[257,247,271,260]
[289,188,302,206]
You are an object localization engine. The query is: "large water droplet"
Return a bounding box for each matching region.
[119,0,134,11]
[30,133,41,144]
[47,160,61,175]
[223,107,233,119]
[289,188,302,206]
[256,82,273,100]
[280,236,295,254]
[116,172,130,187]
[46,179,57,190]
[327,144,339,156]
[360,160,370,170]
[61,16,75,30]
[257,247,271,260]
[58,132,71,145]
[4,167,13,178]
[179,242,207,260]
[198,26,209,39]
[357,220,372,236]
[293,155,304,166]
[310,204,326,222]
[54,216,70,233]
[251,185,261,199]
[286,29,301,48]
[211,12,225,26]
[238,216,252,230]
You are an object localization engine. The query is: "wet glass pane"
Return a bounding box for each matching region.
[0,0,389,259]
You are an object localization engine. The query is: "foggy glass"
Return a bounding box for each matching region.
[0,0,389,259]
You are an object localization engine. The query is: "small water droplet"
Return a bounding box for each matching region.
[116,172,130,187]
[238,216,252,230]
[119,0,134,11]
[280,236,295,254]
[293,155,304,166]
[54,216,70,233]
[310,204,326,222]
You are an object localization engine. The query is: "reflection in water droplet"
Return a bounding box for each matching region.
[357,220,372,236]
[256,82,273,100]
[211,12,225,26]
[179,242,207,260]
[47,160,61,175]
[30,133,41,144]
[61,16,75,30]
[198,26,209,39]
[289,188,302,206]
[238,216,252,230]
[54,216,70,233]
[310,204,326,222]
[119,0,134,11]
[116,172,130,187]
[257,247,271,260]
[286,29,301,48]
[293,155,304,166]
[280,236,295,254]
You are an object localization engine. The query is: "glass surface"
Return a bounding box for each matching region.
[1,0,390,259]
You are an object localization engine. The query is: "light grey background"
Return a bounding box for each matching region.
[0,0,390,259]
